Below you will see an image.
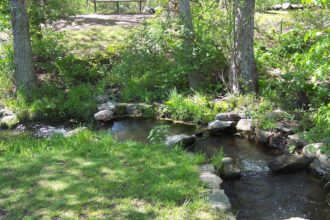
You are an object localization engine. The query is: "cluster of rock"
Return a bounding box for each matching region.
[198,164,236,219]
[94,95,154,122]
[268,143,330,181]
[272,3,304,10]
[206,110,329,181]
[0,108,19,128]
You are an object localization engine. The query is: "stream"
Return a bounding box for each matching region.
[7,118,330,220]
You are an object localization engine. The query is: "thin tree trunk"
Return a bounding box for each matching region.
[230,0,258,94]
[10,0,35,98]
[177,0,198,89]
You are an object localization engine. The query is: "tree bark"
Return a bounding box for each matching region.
[10,0,35,98]
[177,0,198,89]
[230,0,258,94]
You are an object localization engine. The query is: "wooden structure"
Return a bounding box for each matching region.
[93,0,146,13]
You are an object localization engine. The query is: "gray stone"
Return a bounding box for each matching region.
[316,149,329,164]
[97,101,116,111]
[302,143,323,159]
[309,159,330,181]
[216,112,240,122]
[273,4,282,10]
[95,95,109,103]
[94,110,114,121]
[199,172,223,189]
[220,157,241,180]
[288,133,308,148]
[0,114,19,128]
[236,119,254,132]
[208,189,231,212]
[221,157,234,165]
[255,128,272,144]
[268,154,313,173]
[276,121,298,133]
[198,164,215,173]
[207,120,236,133]
[282,3,292,10]
[165,134,196,148]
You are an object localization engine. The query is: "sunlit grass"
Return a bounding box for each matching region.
[60,26,131,57]
[0,130,216,219]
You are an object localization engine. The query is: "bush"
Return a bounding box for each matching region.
[163,90,216,123]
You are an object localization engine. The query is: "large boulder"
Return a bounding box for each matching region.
[94,110,114,121]
[165,134,196,149]
[207,120,236,133]
[97,101,116,111]
[236,119,254,132]
[216,112,240,122]
[255,128,272,144]
[268,154,313,173]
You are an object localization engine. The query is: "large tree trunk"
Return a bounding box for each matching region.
[10,0,35,98]
[177,0,198,89]
[229,0,258,94]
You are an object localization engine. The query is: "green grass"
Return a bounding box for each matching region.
[0,130,216,219]
[61,26,131,57]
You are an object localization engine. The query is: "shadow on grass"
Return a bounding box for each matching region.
[0,134,209,219]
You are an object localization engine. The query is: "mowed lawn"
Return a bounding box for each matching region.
[0,130,217,219]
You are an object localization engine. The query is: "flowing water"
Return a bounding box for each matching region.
[5,118,330,220]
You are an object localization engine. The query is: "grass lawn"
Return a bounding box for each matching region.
[61,26,130,57]
[0,130,218,219]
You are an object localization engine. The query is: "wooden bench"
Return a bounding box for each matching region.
[93,0,146,13]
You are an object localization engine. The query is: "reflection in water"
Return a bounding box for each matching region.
[99,118,196,143]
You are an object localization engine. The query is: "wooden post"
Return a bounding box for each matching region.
[117,1,119,13]
[94,0,97,13]
[139,1,142,13]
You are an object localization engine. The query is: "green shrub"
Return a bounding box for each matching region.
[163,90,216,123]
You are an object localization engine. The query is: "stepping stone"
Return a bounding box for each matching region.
[208,189,231,212]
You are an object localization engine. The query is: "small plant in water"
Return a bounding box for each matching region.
[148,125,171,144]
[211,147,225,171]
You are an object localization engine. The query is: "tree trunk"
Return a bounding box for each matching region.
[10,0,35,98]
[230,0,258,94]
[177,0,198,89]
